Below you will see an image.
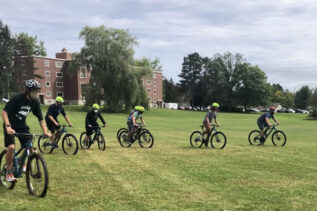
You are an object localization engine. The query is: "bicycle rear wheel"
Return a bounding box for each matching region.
[272,130,287,146]
[118,131,132,147]
[80,132,91,149]
[97,133,106,151]
[117,128,128,140]
[38,136,53,154]
[0,150,16,190]
[248,130,261,145]
[190,131,204,148]
[210,132,227,149]
[62,134,79,155]
[138,131,154,148]
[26,153,49,197]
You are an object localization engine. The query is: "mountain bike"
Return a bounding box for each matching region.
[118,123,154,148]
[79,126,106,151]
[0,133,49,197]
[248,124,286,146]
[38,125,79,155]
[190,124,227,149]
[116,126,149,141]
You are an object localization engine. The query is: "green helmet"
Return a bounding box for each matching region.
[56,96,64,103]
[212,102,219,108]
[134,106,139,110]
[92,104,100,110]
[138,106,145,112]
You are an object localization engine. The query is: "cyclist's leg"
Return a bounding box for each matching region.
[127,122,134,140]
[46,118,56,142]
[203,122,211,146]
[3,124,15,170]
[257,120,265,144]
[85,126,93,143]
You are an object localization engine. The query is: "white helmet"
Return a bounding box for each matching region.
[25,79,41,90]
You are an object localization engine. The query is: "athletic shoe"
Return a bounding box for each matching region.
[6,173,17,182]
[23,164,26,173]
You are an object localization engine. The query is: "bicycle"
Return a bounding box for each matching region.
[248,124,287,146]
[190,124,227,149]
[79,126,106,151]
[38,125,79,155]
[118,123,154,148]
[0,133,49,197]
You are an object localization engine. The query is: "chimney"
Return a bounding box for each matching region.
[56,47,72,60]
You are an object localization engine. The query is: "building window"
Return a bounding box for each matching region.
[153,82,156,86]
[80,83,87,98]
[45,60,50,67]
[80,70,86,78]
[147,80,151,85]
[56,82,63,88]
[153,98,157,102]
[57,92,64,97]
[45,71,50,77]
[147,88,151,93]
[46,81,50,87]
[153,73,156,79]
[55,61,63,68]
[153,90,156,94]
[46,91,51,97]
[56,72,63,78]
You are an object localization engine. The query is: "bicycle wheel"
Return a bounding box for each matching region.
[0,150,16,190]
[138,131,154,148]
[117,128,128,140]
[62,134,79,155]
[272,130,287,146]
[38,136,53,154]
[248,130,261,145]
[118,131,132,147]
[97,133,106,151]
[80,132,90,149]
[26,153,49,197]
[210,132,227,149]
[190,131,204,148]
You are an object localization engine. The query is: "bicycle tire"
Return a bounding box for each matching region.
[26,153,49,197]
[248,130,261,145]
[0,150,16,190]
[190,131,204,148]
[62,134,79,155]
[117,128,128,140]
[210,131,227,149]
[138,131,154,148]
[118,130,132,147]
[80,132,91,149]
[38,136,54,154]
[97,133,106,151]
[272,130,287,146]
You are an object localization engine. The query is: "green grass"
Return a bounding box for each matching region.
[0,104,316,210]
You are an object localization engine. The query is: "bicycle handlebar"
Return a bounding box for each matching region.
[14,133,48,138]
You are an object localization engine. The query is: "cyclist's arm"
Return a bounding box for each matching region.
[48,115,59,126]
[272,117,279,125]
[39,120,50,137]
[265,117,271,126]
[132,116,136,125]
[98,112,106,125]
[140,117,146,126]
[2,110,15,134]
[214,116,219,126]
[64,115,72,126]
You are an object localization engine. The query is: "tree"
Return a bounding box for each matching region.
[234,63,270,110]
[178,52,204,106]
[294,86,312,109]
[72,25,151,112]
[163,78,180,102]
[0,20,12,98]
[310,88,317,108]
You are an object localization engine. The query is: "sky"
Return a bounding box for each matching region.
[1,0,317,91]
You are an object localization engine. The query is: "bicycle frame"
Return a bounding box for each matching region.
[54,125,68,144]
[263,125,277,141]
[201,125,218,139]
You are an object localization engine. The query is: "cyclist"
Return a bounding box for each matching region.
[83,104,106,144]
[2,79,51,182]
[127,106,146,142]
[202,102,220,145]
[45,96,73,145]
[257,106,279,145]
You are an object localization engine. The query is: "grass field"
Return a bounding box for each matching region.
[0,104,316,211]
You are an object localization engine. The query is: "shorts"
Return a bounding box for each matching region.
[46,117,58,133]
[3,124,32,148]
[257,120,268,131]
[85,124,98,136]
[127,121,136,132]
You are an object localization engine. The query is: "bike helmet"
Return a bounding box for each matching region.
[25,79,41,90]
[134,106,139,110]
[56,96,64,103]
[92,104,100,110]
[138,106,145,112]
[212,102,219,108]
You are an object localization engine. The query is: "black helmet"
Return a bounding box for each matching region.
[25,79,41,90]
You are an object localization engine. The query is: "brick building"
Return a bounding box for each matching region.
[16,48,162,107]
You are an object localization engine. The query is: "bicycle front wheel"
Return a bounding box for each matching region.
[80,132,90,149]
[272,130,287,146]
[118,131,132,147]
[138,131,154,148]
[38,136,53,154]
[97,133,106,151]
[26,153,49,197]
[0,150,16,190]
[62,134,79,155]
[248,130,261,145]
[190,131,204,148]
[210,132,227,149]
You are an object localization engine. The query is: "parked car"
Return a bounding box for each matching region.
[287,108,296,113]
[295,109,310,114]
[246,108,260,113]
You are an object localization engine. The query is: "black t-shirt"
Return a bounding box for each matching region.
[3,93,43,129]
[45,104,66,122]
[85,109,106,126]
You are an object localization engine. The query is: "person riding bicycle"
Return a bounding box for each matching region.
[127,106,146,142]
[257,106,279,145]
[2,79,51,182]
[83,104,106,144]
[202,102,220,145]
[45,96,73,145]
